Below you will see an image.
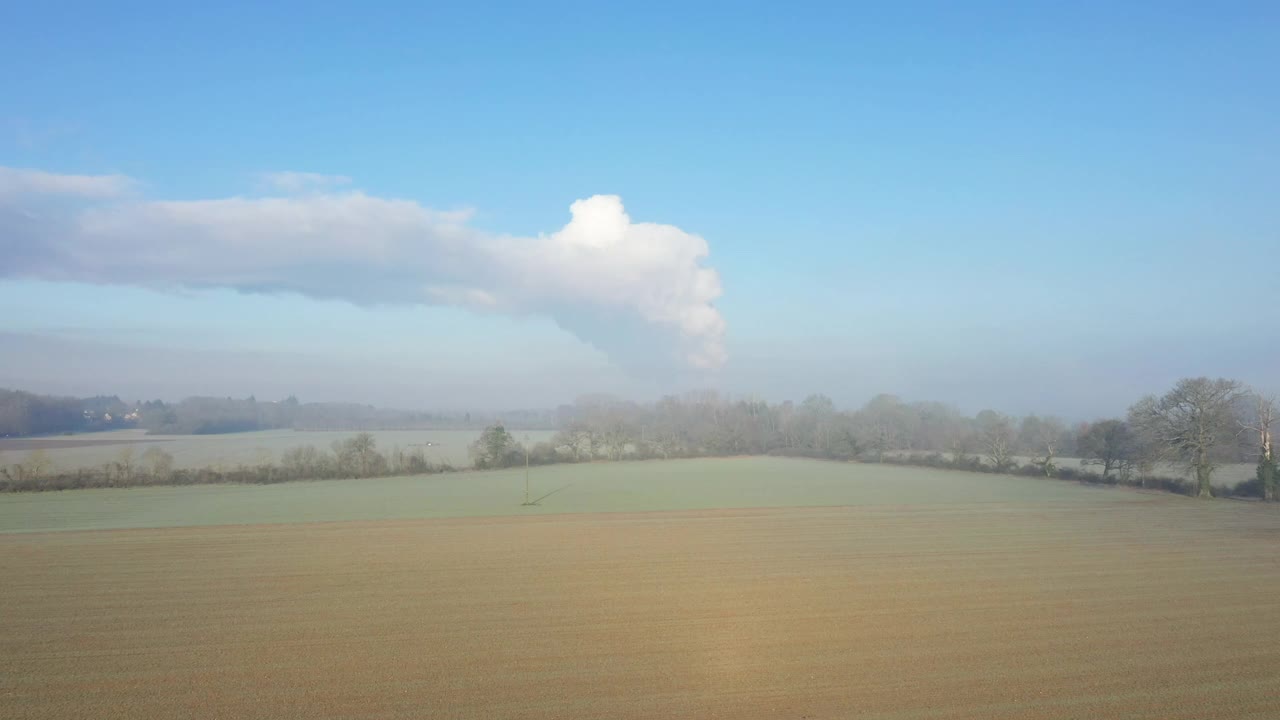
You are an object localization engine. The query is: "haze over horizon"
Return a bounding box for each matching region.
[3,2,1277,418]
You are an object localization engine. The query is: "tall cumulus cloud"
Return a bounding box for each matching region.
[0,167,727,370]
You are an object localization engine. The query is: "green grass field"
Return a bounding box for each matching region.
[1,457,1156,533]
[3,429,1259,494]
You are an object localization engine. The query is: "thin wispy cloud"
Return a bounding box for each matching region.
[0,166,133,198]
[0,167,727,371]
[258,171,353,193]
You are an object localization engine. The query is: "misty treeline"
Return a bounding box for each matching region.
[132,396,465,434]
[475,378,1276,501]
[0,390,134,436]
[0,433,458,492]
[0,390,555,436]
[3,377,1274,501]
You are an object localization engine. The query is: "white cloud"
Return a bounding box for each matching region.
[0,167,727,371]
[0,166,133,198]
[258,171,353,193]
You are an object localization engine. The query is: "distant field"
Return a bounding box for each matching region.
[2,457,1278,719]
[0,428,557,472]
[2,430,1259,491]
[0,457,1150,533]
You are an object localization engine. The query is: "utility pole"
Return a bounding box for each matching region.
[522,433,533,505]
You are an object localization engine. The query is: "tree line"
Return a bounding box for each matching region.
[138,396,552,434]
[0,390,135,436]
[471,378,1276,501]
[0,389,557,437]
[4,376,1274,500]
[0,434,458,492]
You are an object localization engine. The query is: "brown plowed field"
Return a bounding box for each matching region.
[4,499,1280,718]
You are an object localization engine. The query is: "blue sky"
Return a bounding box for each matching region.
[2,1,1277,416]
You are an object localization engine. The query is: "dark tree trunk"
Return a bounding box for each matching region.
[1195,448,1212,497]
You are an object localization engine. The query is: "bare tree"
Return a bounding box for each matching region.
[1077,419,1138,481]
[141,447,175,481]
[282,445,325,478]
[113,446,136,483]
[1040,417,1064,477]
[23,449,53,482]
[332,433,384,476]
[859,394,908,462]
[1021,416,1066,477]
[946,421,977,465]
[1129,377,1245,498]
[553,421,594,461]
[977,410,1015,473]
[602,419,630,460]
[1240,392,1276,501]
[0,448,54,486]
[799,394,836,454]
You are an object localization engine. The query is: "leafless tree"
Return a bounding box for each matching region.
[860,394,908,462]
[1239,392,1276,501]
[1129,377,1245,498]
[977,410,1015,473]
[1077,419,1138,481]
[26,449,53,481]
[1022,416,1065,477]
[602,418,630,460]
[113,446,136,483]
[141,447,175,481]
[0,449,54,485]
